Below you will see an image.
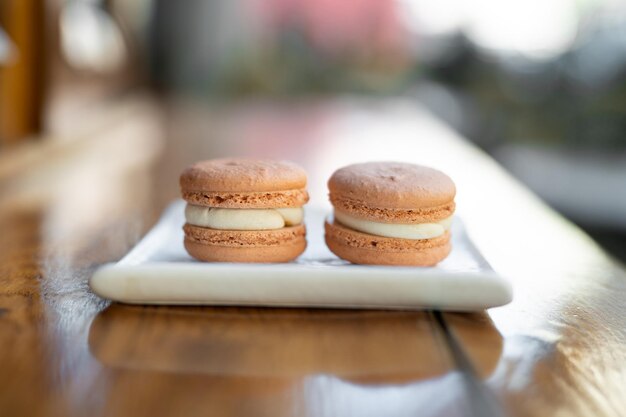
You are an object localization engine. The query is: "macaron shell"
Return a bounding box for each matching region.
[324,220,451,266]
[184,223,306,246]
[331,198,455,224]
[180,158,307,193]
[184,238,306,263]
[328,162,456,210]
[183,223,306,263]
[183,189,309,209]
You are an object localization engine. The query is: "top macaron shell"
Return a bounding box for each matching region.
[180,158,309,209]
[181,159,307,192]
[328,162,456,223]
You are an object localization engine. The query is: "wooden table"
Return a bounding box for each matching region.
[1,97,625,417]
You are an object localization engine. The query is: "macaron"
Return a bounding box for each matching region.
[325,162,455,266]
[180,158,308,263]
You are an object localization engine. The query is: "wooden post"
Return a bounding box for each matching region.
[0,0,46,145]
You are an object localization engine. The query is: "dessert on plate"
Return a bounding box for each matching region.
[180,158,308,263]
[325,162,455,266]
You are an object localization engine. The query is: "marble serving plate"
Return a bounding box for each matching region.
[90,200,512,311]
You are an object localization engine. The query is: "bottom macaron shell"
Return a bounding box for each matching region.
[324,220,451,266]
[183,223,306,263]
[184,238,306,263]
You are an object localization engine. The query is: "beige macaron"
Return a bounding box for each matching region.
[325,162,456,266]
[181,158,308,263]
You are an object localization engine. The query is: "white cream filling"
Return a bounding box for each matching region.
[334,210,452,240]
[185,205,303,230]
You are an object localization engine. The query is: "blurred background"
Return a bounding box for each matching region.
[1,0,625,261]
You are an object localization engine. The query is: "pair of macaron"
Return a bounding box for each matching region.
[180,158,455,266]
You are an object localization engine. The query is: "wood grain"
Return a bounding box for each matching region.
[442,161,626,416]
[1,97,625,416]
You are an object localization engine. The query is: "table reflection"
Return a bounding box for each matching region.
[89,305,503,383]
[89,305,504,416]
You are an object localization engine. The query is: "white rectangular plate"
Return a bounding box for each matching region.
[90,201,512,311]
